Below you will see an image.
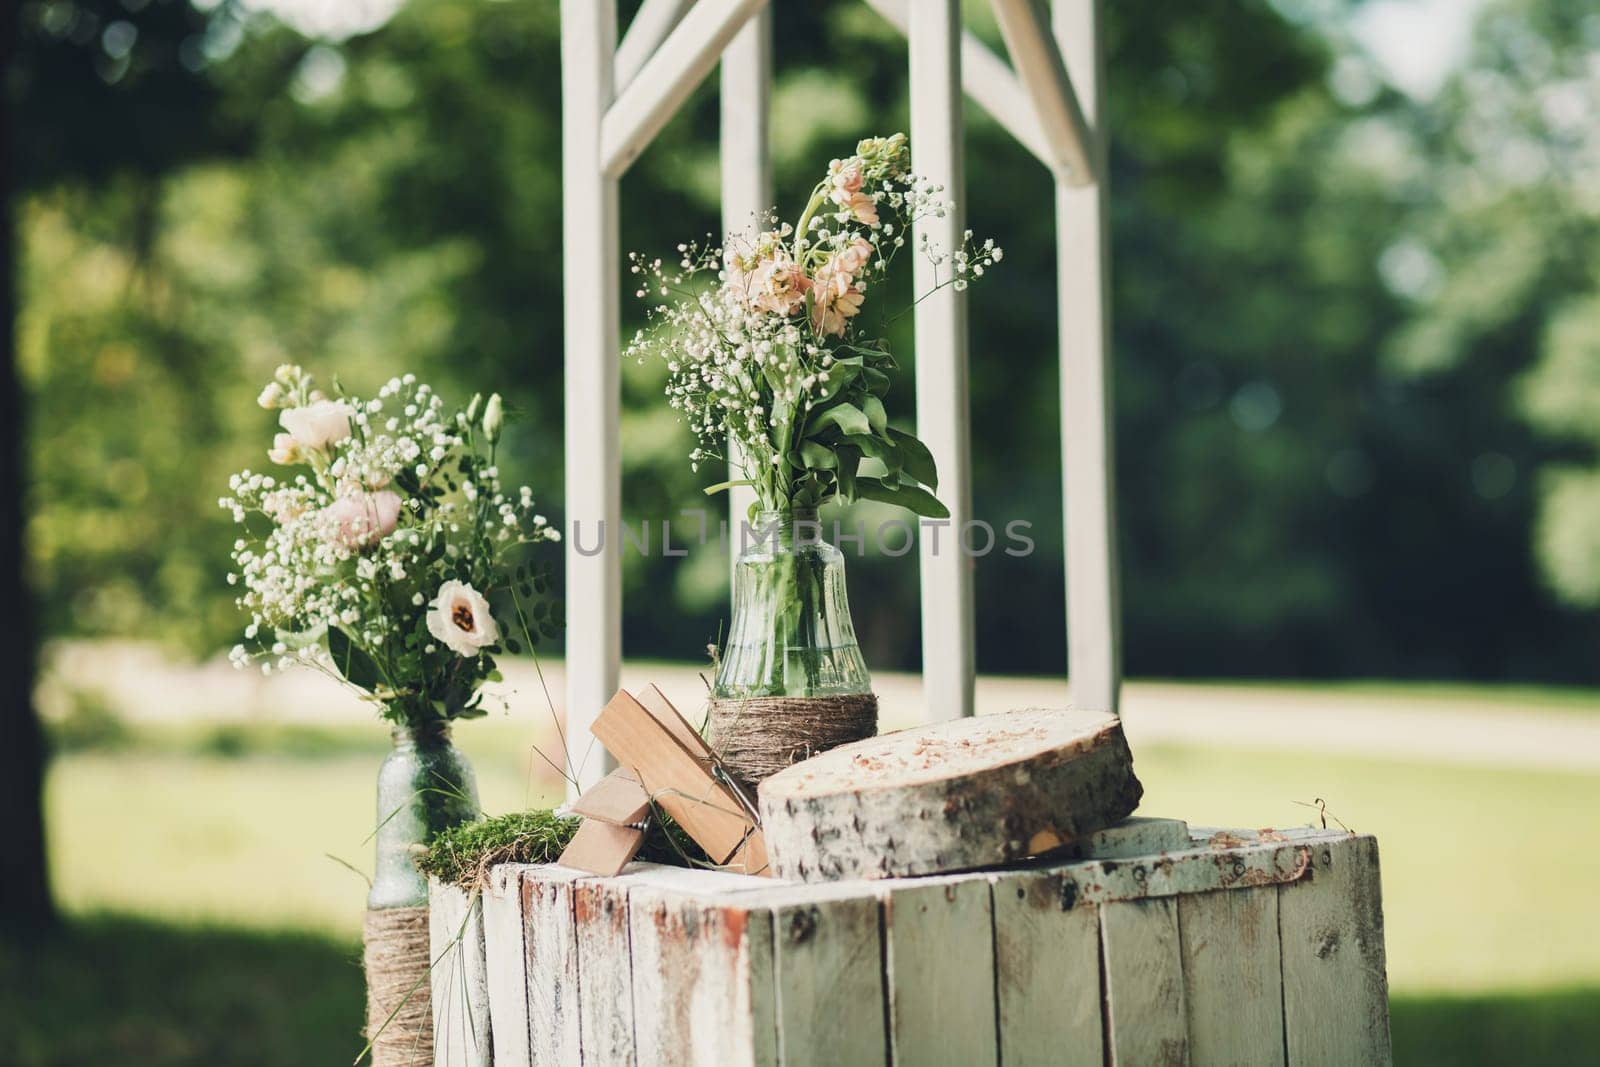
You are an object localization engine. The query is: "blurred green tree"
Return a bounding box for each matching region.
[13,0,1599,690]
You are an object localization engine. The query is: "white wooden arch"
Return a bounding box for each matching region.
[562,0,1120,793]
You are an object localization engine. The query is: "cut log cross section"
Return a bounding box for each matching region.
[759,708,1142,881]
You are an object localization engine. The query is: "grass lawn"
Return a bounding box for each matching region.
[18,716,1600,1063]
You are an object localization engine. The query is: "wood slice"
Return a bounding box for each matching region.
[758,708,1142,882]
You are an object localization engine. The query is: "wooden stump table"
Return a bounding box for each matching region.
[430,819,1390,1066]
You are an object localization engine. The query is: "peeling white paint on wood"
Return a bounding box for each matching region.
[1100,897,1186,1067]
[430,880,492,1067]
[521,865,585,1065]
[573,876,637,1065]
[1279,835,1392,1066]
[1179,886,1285,1063]
[756,883,888,1067]
[482,866,533,1066]
[628,883,779,1066]
[989,868,1102,1066]
[881,876,997,1067]
[482,831,1385,1064]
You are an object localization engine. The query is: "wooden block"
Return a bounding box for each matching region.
[481,866,533,1066]
[521,866,585,1065]
[628,883,778,1066]
[1179,886,1284,1063]
[559,818,646,877]
[574,877,637,1065]
[593,689,757,866]
[569,766,651,825]
[429,879,492,1067]
[988,869,1102,1066]
[635,683,715,761]
[882,877,998,1067]
[1101,897,1187,1066]
[760,708,1142,881]
[636,683,761,820]
[1078,816,1191,858]
[1279,835,1392,1065]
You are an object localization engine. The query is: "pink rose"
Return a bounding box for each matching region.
[279,399,353,452]
[323,490,402,549]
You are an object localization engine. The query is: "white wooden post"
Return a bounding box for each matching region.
[562,0,621,796]
[721,7,772,553]
[1054,0,1121,713]
[910,0,976,723]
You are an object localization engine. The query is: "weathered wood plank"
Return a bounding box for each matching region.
[1101,897,1186,1066]
[1179,887,1284,1064]
[882,877,997,1067]
[574,876,636,1065]
[988,869,1101,1066]
[482,866,533,1066]
[1279,835,1392,1066]
[1062,839,1312,908]
[747,884,888,1067]
[522,865,586,1065]
[430,880,492,1067]
[1078,816,1190,858]
[628,882,778,1066]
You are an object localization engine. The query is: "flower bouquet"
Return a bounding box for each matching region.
[627,133,1000,784]
[221,365,560,1063]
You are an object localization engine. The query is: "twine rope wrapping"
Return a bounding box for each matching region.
[709,693,878,788]
[363,906,433,1066]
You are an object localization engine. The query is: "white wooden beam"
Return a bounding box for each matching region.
[562,0,621,796]
[614,0,694,94]
[720,7,771,553]
[1054,0,1120,713]
[601,0,768,179]
[992,0,1096,186]
[864,0,1056,173]
[910,0,976,723]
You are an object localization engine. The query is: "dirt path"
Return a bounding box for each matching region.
[43,641,1600,773]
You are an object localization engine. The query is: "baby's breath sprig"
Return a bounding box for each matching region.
[221,366,562,729]
[625,133,1001,518]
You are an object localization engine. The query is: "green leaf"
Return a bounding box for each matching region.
[327,627,382,692]
[888,428,939,491]
[857,457,890,480]
[798,440,837,470]
[855,478,950,518]
[862,395,888,435]
[814,355,863,399]
[846,433,902,474]
[835,443,861,502]
[808,402,872,438]
[862,367,891,395]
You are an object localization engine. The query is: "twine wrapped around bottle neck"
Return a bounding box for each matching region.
[708,693,878,791]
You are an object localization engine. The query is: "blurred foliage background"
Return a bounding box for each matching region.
[10,2,1600,1064]
[14,0,1600,682]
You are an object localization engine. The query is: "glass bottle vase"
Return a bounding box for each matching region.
[712,509,872,699]
[366,721,481,910]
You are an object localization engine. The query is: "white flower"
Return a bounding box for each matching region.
[268,433,304,466]
[426,580,499,657]
[279,399,354,451]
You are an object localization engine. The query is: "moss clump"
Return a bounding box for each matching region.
[419,807,708,890]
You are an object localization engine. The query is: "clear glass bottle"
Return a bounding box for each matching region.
[367,721,480,910]
[712,509,872,698]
